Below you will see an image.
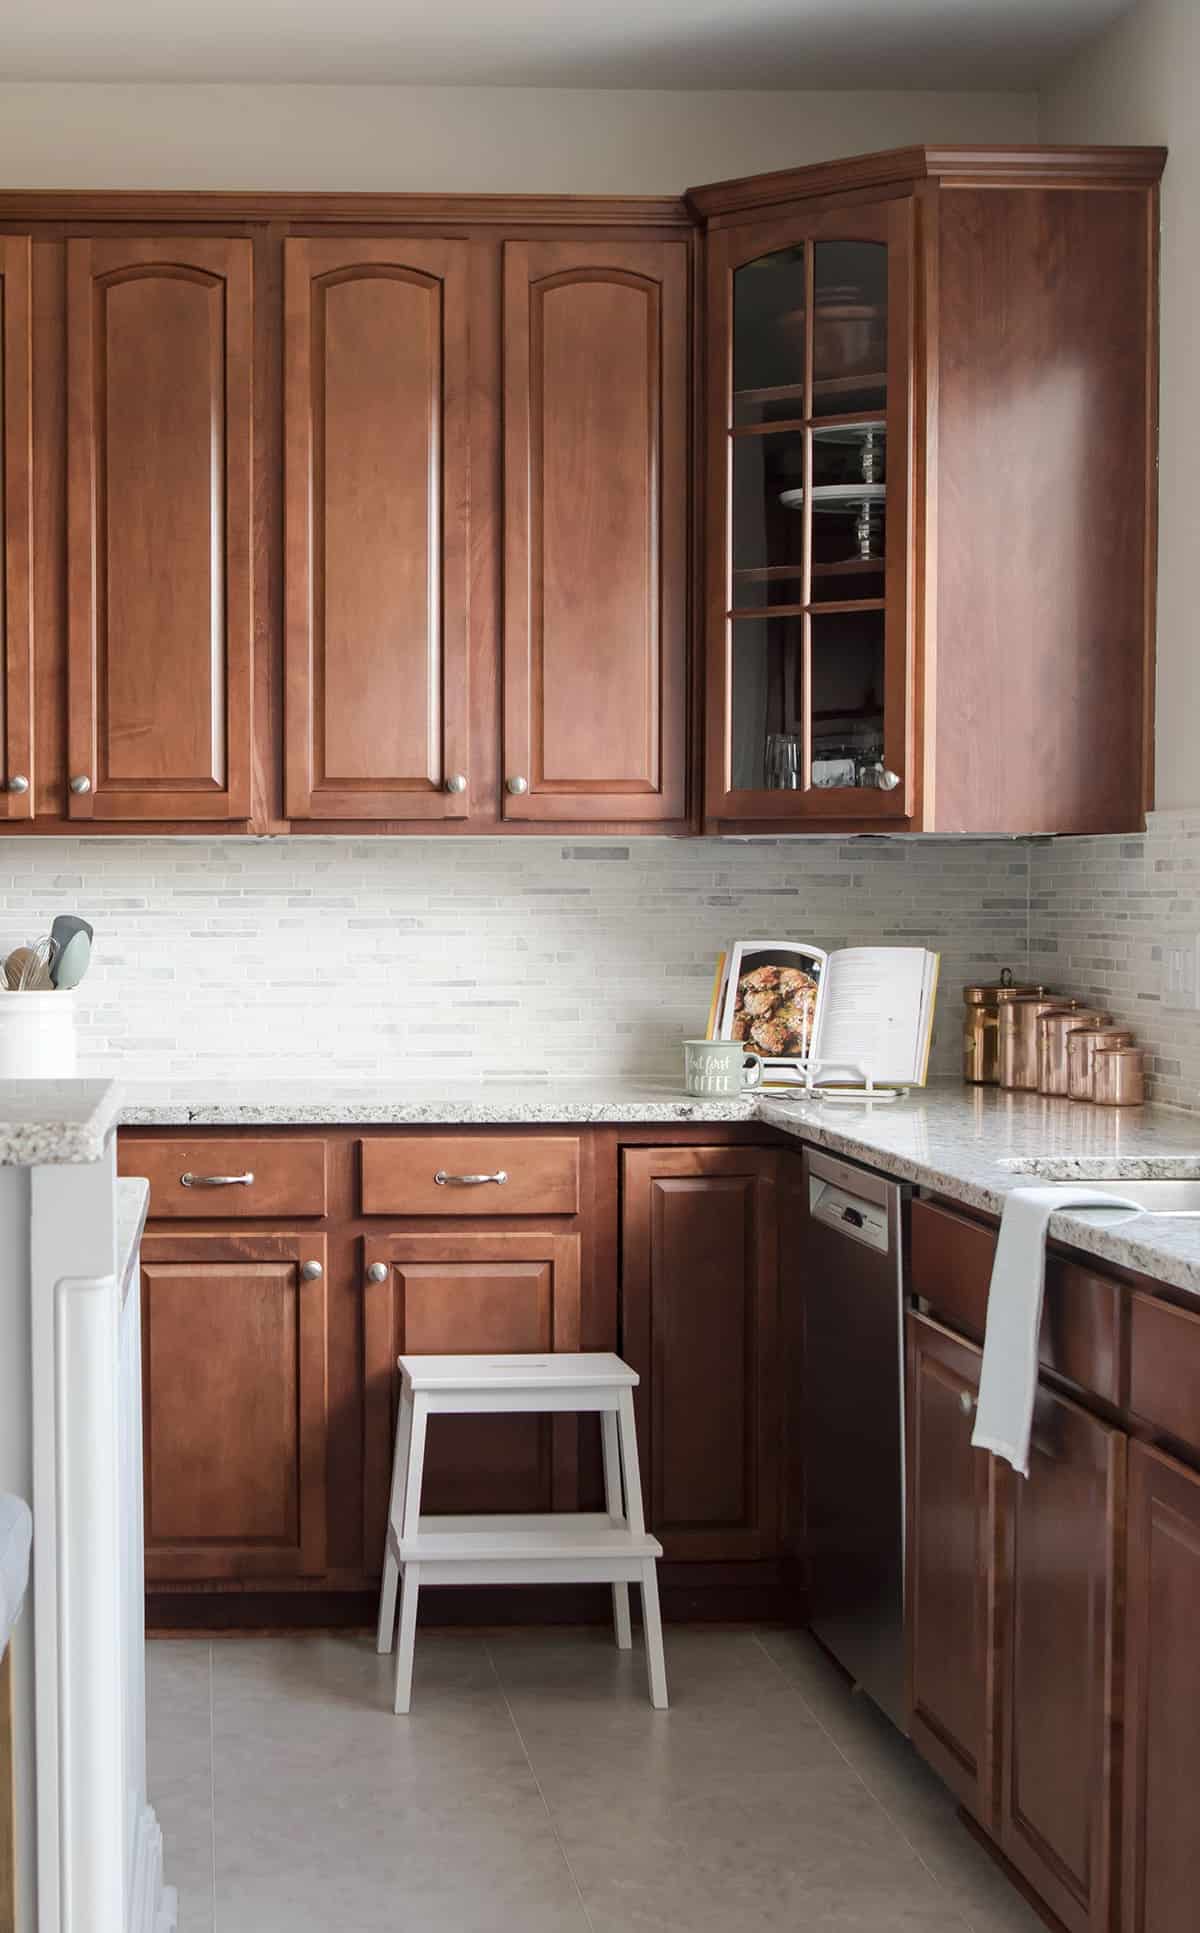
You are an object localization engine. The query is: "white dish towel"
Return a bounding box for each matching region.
[0,1492,31,1661]
[972,1186,1142,1475]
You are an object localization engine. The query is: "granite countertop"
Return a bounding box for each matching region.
[111,1075,1200,1299]
[0,1077,122,1165]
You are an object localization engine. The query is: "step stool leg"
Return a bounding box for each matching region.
[400,1392,429,1542]
[616,1387,648,1536]
[601,1407,632,1650]
[375,1382,413,1654]
[640,1558,669,1711]
[393,1562,421,1715]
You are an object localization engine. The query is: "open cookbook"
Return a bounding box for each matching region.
[707,940,939,1088]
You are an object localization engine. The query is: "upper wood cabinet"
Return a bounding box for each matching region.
[66,237,254,822]
[284,239,471,821]
[0,237,33,821]
[690,145,1165,835]
[503,239,689,824]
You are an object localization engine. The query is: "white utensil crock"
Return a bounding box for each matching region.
[0,991,77,1077]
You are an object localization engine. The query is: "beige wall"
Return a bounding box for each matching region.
[1042,0,1195,810]
[0,80,1035,193]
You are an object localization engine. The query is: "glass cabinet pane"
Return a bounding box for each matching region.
[731,616,801,793]
[811,240,887,417]
[732,430,805,606]
[811,609,886,788]
[733,243,806,406]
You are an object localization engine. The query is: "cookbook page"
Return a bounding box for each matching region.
[814,947,932,1083]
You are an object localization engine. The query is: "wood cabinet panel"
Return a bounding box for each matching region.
[362,1230,581,1558]
[66,238,254,821]
[1123,1442,1200,1933]
[1129,1292,1200,1453]
[0,237,33,820]
[360,1133,579,1217]
[621,1147,779,1559]
[120,1135,328,1218]
[999,1383,1123,1933]
[503,239,688,823]
[284,238,471,820]
[906,1312,997,1824]
[141,1232,328,1582]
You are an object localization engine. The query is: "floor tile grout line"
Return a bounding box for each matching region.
[750,1633,981,1933]
[482,1640,599,1933]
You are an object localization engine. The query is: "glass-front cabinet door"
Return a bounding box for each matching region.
[705,198,913,824]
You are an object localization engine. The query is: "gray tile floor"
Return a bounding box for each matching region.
[148,1625,1043,1932]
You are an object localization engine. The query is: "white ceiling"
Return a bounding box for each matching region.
[0,0,1130,90]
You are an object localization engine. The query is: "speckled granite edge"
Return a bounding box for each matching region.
[0,1078,122,1166]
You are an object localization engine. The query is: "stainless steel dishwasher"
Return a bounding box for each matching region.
[799,1146,909,1732]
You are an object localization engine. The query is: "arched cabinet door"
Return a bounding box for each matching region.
[0,236,32,821]
[503,239,689,824]
[67,237,254,822]
[284,239,470,822]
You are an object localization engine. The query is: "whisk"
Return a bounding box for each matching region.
[4,937,55,990]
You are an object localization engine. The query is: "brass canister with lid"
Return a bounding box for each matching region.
[998,995,1078,1091]
[1037,1008,1112,1096]
[1068,1027,1136,1101]
[963,971,1048,1085]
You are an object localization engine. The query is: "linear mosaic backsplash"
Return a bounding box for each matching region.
[0,837,1033,1086]
[1030,810,1200,1112]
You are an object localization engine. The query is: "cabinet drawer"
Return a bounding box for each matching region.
[1130,1292,1200,1452]
[360,1135,579,1216]
[910,1196,1123,1405]
[121,1136,328,1219]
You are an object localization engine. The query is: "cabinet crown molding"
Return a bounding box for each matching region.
[685,141,1168,223]
[0,187,691,227]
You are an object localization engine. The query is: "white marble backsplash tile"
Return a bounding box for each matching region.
[1029,809,1200,1111]
[0,836,1031,1085]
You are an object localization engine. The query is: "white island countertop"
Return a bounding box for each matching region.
[116,1076,1200,1297]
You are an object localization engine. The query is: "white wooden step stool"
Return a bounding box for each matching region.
[376,1353,668,1713]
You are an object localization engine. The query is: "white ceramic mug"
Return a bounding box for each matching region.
[683,1038,763,1097]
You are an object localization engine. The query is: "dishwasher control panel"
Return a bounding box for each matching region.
[808,1174,892,1253]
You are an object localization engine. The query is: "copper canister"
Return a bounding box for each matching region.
[1092,1046,1147,1107]
[1037,1008,1112,1096]
[999,996,1077,1091]
[1067,1027,1135,1101]
[964,976,1048,1084]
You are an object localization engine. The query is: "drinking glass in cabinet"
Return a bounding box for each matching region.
[764,733,802,790]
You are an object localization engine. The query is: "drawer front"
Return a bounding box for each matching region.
[121,1136,328,1219]
[1130,1291,1200,1452]
[910,1196,1123,1405]
[360,1134,580,1216]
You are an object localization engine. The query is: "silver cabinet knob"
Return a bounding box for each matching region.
[69,774,92,795]
[876,767,901,792]
[6,775,28,795]
[444,773,467,795]
[299,1260,323,1282]
[366,1262,389,1284]
[959,1390,976,1416]
[506,775,529,795]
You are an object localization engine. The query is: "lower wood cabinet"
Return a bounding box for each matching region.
[141,1232,329,1582]
[999,1381,1123,1933]
[621,1146,780,1560]
[1122,1440,1200,1933]
[361,1230,582,1563]
[906,1312,996,1824]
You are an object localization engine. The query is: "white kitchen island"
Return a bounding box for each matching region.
[0,1081,173,1933]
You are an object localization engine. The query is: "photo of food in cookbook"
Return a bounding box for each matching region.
[712,941,828,1066]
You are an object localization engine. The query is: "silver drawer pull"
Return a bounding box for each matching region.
[433,1170,508,1188]
[179,1171,255,1188]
